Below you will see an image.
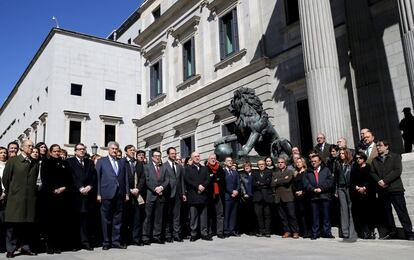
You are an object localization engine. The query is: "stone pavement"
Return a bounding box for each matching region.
[11,234,414,260]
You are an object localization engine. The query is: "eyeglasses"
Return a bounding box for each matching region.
[356,157,363,160]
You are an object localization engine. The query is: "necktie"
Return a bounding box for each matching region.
[129,160,135,175]
[156,165,160,180]
[80,159,84,169]
[112,158,119,175]
[314,168,319,185]
[172,162,177,176]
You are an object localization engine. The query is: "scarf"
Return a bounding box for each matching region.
[208,162,220,195]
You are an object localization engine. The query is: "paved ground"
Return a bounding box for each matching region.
[9,234,414,260]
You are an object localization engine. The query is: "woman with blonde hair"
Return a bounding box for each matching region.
[293,157,311,238]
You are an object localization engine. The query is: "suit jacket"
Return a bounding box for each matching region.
[162,160,185,199]
[223,167,241,201]
[96,156,129,200]
[184,164,210,205]
[2,154,39,223]
[333,162,352,191]
[314,142,331,164]
[271,168,295,203]
[67,157,97,212]
[143,162,169,202]
[240,170,253,197]
[303,166,333,200]
[251,169,273,203]
[122,158,145,199]
[370,152,405,194]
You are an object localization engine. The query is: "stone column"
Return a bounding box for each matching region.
[298,0,351,143]
[397,0,414,106]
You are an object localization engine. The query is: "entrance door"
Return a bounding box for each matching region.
[297,99,313,154]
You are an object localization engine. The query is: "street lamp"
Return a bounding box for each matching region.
[91,143,98,155]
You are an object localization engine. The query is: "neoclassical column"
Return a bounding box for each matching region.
[397,0,414,106]
[298,0,351,143]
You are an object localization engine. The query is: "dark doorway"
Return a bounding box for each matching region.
[297,99,313,154]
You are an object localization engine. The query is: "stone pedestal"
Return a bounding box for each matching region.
[298,0,351,143]
[397,0,414,106]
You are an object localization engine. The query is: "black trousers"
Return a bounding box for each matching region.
[238,198,256,234]
[224,198,238,235]
[278,201,299,233]
[379,192,413,236]
[0,207,5,252]
[208,195,224,236]
[254,201,271,235]
[6,223,34,253]
[294,197,311,237]
[351,193,375,237]
[100,193,124,247]
[164,195,182,239]
[403,136,413,153]
[189,204,208,237]
[142,198,164,241]
[310,199,331,237]
[122,199,143,243]
[79,212,92,245]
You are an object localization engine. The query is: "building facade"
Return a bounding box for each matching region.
[1,0,413,159]
[0,29,141,155]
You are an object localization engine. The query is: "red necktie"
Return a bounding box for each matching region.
[314,168,319,185]
[156,165,160,180]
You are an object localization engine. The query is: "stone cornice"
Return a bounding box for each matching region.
[63,110,90,120]
[99,115,123,123]
[136,57,270,126]
[173,118,199,136]
[214,48,247,71]
[38,112,48,122]
[31,120,40,129]
[170,16,201,42]
[142,41,167,61]
[144,132,164,147]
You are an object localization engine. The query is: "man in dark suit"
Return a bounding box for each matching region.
[2,140,38,258]
[96,141,129,250]
[142,150,168,245]
[67,143,96,251]
[163,147,186,242]
[303,154,334,240]
[184,152,211,241]
[272,157,299,239]
[314,133,330,164]
[223,157,240,237]
[121,145,145,246]
[370,140,414,240]
[363,130,378,165]
[252,160,273,237]
[239,162,255,235]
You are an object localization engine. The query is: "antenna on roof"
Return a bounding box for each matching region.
[52,16,60,28]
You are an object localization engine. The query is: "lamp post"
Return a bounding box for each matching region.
[91,142,98,155]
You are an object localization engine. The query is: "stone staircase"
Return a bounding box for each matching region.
[395,152,414,229]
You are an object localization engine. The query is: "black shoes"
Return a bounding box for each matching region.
[152,238,165,244]
[201,235,213,241]
[380,232,396,240]
[133,240,144,246]
[322,234,335,239]
[82,243,93,251]
[173,237,183,242]
[6,252,14,258]
[21,249,37,256]
[143,240,151,245]
[165,238,173,243]
[102,245,110,250]
[112,244,127,249]
[217,234,225,239]
[190,236,198,242]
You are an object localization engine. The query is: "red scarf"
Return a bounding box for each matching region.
[208,162,220,195]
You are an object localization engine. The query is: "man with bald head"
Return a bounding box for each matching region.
[363,131,378,164]
[184,151,211,241]
[314,133,330,164]
[2,140,38,257]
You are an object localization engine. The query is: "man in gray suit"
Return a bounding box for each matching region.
[142,151,168,244]
[163,147,186,242]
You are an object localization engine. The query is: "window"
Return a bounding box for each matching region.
[71,83,82,96]
[150,61,162,99]
[219,9,239,59]
[285,0,299,25]
[104,125,116,146]
[222,122,242,158]
[152,6,161,20]
[137,94,142,105]
[105,89,116,101]
[180,135,195,158]
[183,38,196,80]
[69,121,81,144]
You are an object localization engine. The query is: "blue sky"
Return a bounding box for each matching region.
[0,0,142,105]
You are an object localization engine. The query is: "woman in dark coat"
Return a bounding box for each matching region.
[293,157,311,238]
[350,152,375,239]
[40,144,74,254]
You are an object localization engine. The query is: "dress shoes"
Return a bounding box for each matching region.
[311,236,319,240]
[152,238,165,244]
[292,233,300,239]
[112,244,127,249]
[6,252,14,258]
[20,249,37,256]
[282,232,291,238]
[133,240,144,246]
[143,240,151,246]
[201,235,213,241]
[380,232,396,240]
[322,234,335,239]
[173,237,183,242]
[231,232,241,237]
[190,236,198,242]
[53,249,61,254]
[102,245,110,250]
[217,234,225,239]
[82,244,94,251]
[255,233,263,237]
[165,238,174,243]
[264,233,271,238]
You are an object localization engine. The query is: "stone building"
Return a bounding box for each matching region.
[108,0,413,158]
[0,29,141,155]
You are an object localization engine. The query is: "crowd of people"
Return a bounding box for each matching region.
[0,127,413,258]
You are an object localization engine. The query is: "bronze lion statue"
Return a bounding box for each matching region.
[214,87,292,161]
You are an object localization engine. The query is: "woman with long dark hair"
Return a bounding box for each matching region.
[40,144,74,253]
[293,157,311,238]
